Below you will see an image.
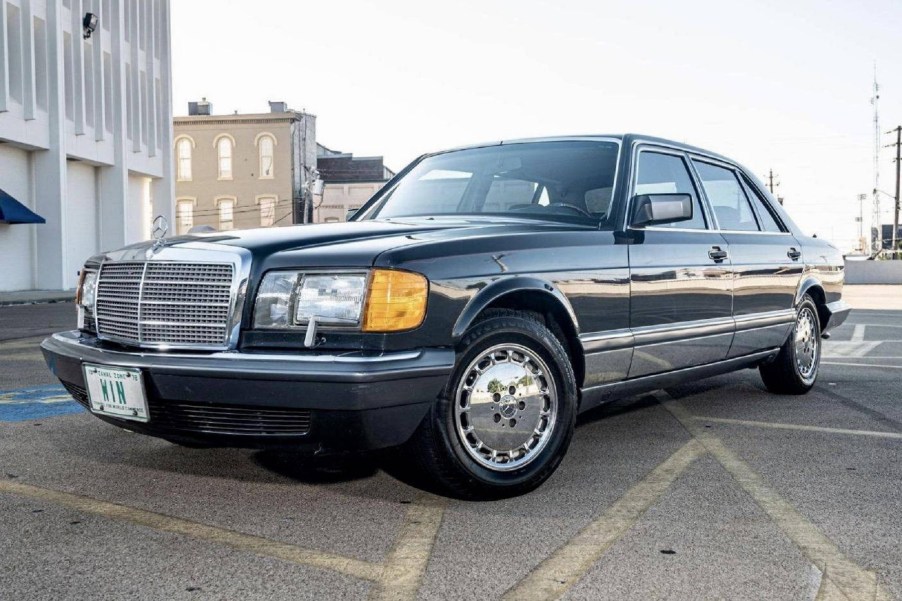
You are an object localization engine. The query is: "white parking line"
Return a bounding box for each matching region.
[689,416,902,440]
[850,325,866,342]
[821,341,881,358]
[823,361,902,370]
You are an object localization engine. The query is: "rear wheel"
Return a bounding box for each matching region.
[407,309,577,499]
[759,295,821,394]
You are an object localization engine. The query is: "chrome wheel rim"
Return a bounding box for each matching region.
[794,306,819,383]
[454,344,558,472]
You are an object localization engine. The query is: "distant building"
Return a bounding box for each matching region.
[0,0,174,291]
[315,144,395,222]
[173,100,316,233]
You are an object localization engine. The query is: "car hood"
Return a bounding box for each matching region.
[93,217,597,268]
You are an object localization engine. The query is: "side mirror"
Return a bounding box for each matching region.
[630,193,693,227]
[346,208,359,221]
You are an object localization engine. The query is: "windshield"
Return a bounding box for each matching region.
[363,140,620,224]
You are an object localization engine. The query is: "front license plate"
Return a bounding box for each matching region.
[83,363,149,423]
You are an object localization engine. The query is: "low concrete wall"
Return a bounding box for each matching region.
[844,259,902,285]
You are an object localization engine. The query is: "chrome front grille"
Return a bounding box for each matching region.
[95,260,236,349]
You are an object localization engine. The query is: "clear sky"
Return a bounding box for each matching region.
[171,0,902,251]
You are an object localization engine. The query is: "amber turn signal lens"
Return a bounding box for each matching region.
[362,269,428,332]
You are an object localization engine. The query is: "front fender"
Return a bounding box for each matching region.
[451,276,580,341]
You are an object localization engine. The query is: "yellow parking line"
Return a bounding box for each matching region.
[501,439,705,601]
[0,338,44,350]
[690,416,902,440]
[0,352,44,361]
[660,394,891,601]
[0,479,383,582]
[370,493,448,601]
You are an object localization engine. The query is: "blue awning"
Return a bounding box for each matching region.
[0,187,45,224]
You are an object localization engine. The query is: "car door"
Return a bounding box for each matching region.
[690,159,801,358]
[626,147,734,378]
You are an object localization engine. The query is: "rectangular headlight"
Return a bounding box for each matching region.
[295,274,366,325]
[252,269,427,332]
[253,271,367,329]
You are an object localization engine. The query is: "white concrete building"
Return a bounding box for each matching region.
[0,0,173,292]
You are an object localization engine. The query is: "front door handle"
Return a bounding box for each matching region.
[708,246,728,262]
[787,247,801,261]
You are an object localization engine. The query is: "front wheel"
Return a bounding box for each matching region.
[406,309,577,499]
[759,295,821,394]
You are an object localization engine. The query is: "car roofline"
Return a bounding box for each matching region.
[426,134,730,164]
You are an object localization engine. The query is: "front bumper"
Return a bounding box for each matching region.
[42,331,455,452]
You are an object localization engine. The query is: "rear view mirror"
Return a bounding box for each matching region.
[630,193,692,227]
[346,208,359,221]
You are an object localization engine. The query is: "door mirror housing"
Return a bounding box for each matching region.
[630,193,693,227]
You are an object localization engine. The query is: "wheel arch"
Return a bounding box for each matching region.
[795,276,828,330]
[452,277,585,387]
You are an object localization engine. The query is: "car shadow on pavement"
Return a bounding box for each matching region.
[251,451,381,484]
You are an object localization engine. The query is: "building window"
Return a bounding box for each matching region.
[258,196,276,227]
[218,198,235,230]
[259,135,275,178]
[176,200,194,235]
[176,138,193,181]
[217,137,233,179]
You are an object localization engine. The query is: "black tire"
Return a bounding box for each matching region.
[759,295,822,395]
[406,309,578,499]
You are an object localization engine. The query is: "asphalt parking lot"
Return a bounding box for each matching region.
[1,295,900,600]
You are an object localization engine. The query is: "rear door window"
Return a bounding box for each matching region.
[692,160,759,232]
[741,175,784,233]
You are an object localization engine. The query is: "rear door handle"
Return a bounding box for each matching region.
[787,247,801,261]
[708,246,728,262]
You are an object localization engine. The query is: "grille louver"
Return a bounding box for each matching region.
[95,261,235,349]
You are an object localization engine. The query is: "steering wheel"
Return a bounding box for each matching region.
[547,203,593,218]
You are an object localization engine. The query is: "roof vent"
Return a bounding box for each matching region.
[188,97,212,116]
[269,101,287,113]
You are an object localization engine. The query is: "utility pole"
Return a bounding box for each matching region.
[890,125,901,252]
[871,66,881,253]
[767,169,783,204]
[858,193,867,251]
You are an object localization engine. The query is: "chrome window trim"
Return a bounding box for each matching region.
[95,241,252,351]
[716,229,793,236]
[688,155,765,233]
[624,143,715,232]
[622,138,795,237]
[736,171,789,233]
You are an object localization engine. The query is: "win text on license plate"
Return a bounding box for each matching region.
[83,364,149,422]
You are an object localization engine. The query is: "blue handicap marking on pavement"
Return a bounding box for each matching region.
[0,385,85,422]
